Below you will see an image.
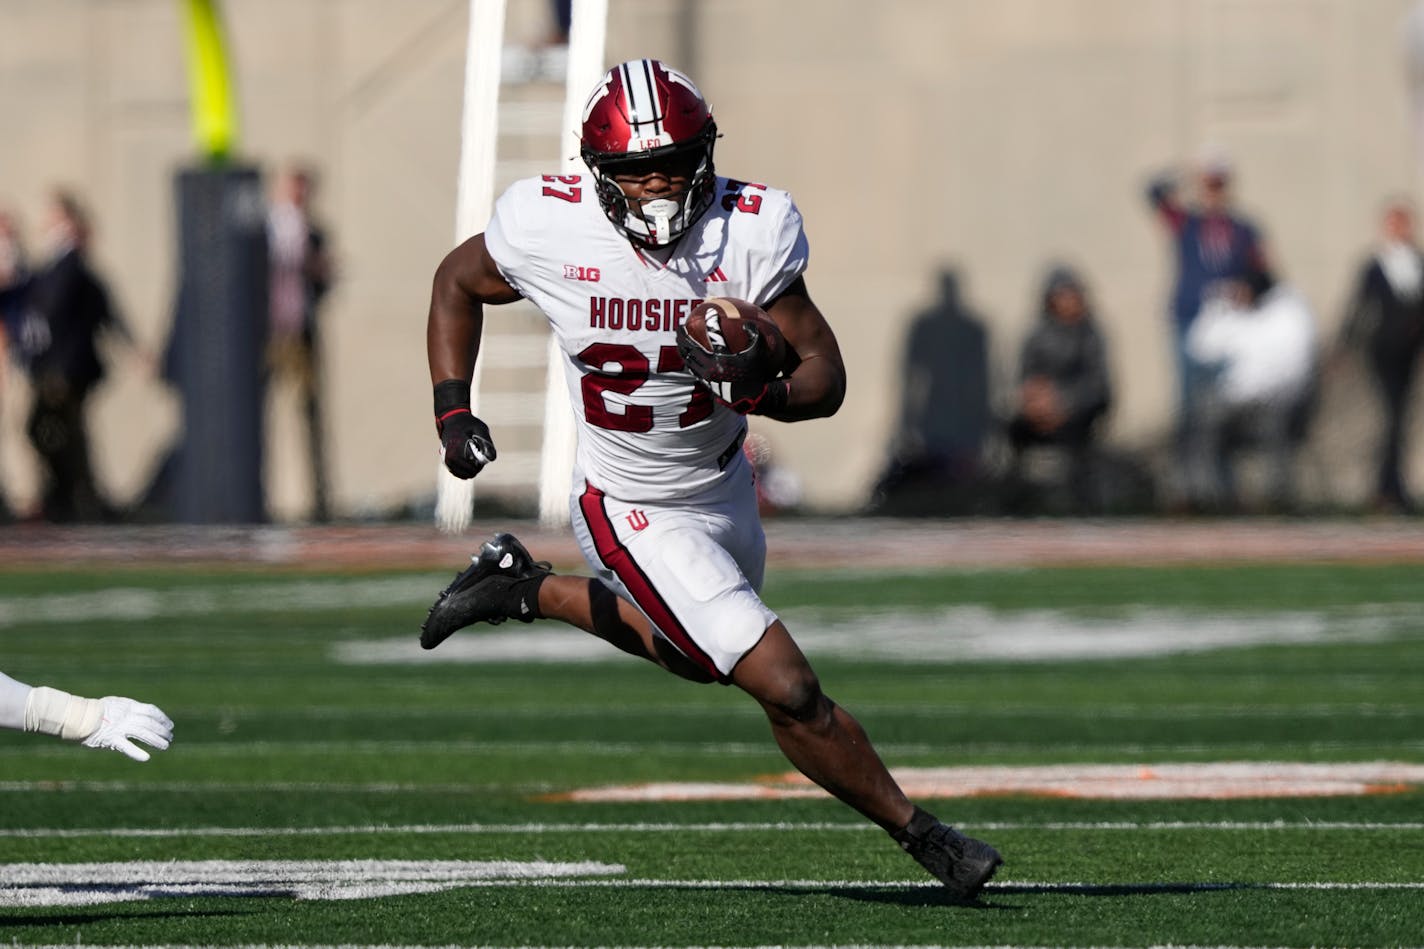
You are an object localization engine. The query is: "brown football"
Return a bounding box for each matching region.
[682,297,787,369]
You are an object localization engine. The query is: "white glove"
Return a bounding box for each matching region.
[80,697,175,762]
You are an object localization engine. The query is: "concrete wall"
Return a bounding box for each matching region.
[1,0,1419,519]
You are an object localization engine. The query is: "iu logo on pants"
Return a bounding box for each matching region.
[626,510,649,532]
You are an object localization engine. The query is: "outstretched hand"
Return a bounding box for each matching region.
[80,696,174,763]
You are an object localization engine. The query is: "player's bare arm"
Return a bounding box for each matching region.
[763,276,847,422]
[426,233,520,385]
[426,234,521,479]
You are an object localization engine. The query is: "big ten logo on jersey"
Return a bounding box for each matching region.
[564,265,601,282]
[588,296,702,333]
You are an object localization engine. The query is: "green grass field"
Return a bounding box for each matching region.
[1,557,1422,947]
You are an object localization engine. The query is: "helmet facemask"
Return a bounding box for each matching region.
[583,125,717,249]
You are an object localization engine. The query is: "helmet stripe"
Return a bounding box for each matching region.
[621,58,662,139]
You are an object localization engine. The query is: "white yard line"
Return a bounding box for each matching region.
[0,860,625,907]
[3,858,1421,910]
[0,780,542,793]
[2,820,1423,839]
[3,945,1362,949]
[380,878,1424,890]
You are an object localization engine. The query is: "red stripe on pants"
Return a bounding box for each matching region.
[577,482,722,680]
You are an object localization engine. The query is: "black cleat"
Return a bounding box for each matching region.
[420,533,553,650]
[894,807,1003,903]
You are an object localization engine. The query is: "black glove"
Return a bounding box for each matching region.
[433,379,496,479]
[438,410,497,479]
[676,322,788,415]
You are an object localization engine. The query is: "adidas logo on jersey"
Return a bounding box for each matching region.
[706,266,728,282]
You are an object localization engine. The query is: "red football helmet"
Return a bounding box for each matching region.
[580,59,718,248]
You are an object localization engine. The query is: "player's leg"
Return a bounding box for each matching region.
[731,622,1002,900]
[419,531,713,681]
[537,574,716,682]
[418,499,1002,898]
[728,620,912,831]
[573,478,1002,898]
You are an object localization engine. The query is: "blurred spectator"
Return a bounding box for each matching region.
[503,0,572,83]
[1337,198,1424,513]
[0,209,28,324]
[1,209,31,380]
[1146,148,1270,497]
[19,190,141,522]
[548,0,572,45]
[267,163,335,523]
[1186,268,1316,513]
[743,431,803,516]
[868,267,992,515]
[1006,265,1112,511]
[0,210,28,520]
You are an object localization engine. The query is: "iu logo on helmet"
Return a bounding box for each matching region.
[626,510,650,532]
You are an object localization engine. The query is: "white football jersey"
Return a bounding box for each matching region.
[484,174,809,501]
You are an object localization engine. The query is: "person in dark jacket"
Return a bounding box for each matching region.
[22,190,136,522]
[1340,199,1424,513]
[266,164,335,522]
[1146,150,1269,503]
[0,210,30,521]
[1008,265,1113,509]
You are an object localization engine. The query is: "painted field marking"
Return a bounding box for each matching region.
[4,580,1420,668]
[335,603,1424,665]
[6,761,1424,799]
[21,738,1424,762]
[555,762,1424,802]
[4,861,1422,910]
[0,578,438,628]
[2,820,1423,839]
[0,859,625,907]
[183,877,1417,892]
[0,780,545,793]
[3,945,1403,949]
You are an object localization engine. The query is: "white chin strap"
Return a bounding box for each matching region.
[634,198,681,246]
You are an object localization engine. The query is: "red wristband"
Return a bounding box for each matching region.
[436,407,472,433]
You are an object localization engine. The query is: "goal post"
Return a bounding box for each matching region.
[437,0,608,533]
[537,0,608,527]
[434,0,506,534]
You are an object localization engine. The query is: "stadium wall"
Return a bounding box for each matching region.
[0,0,1417,518]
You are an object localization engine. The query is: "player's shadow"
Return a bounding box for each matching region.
[867,265,996,516]
[685,881,1000,909]
[993,881,1255,896]
[817,880,1262,910]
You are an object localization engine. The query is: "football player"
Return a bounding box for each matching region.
[0,670,173,762]
[423,59,1000,900]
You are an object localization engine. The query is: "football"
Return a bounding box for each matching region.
[682,297,786,369]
